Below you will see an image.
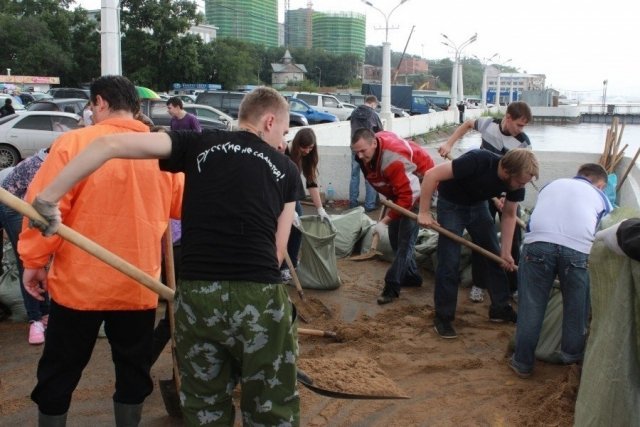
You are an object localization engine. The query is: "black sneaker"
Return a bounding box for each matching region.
[489,305,517,323]
[377,289,399,305]
[433,317,457,339]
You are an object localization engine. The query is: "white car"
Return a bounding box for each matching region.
[291,92,354,121]
[0,111,81,168]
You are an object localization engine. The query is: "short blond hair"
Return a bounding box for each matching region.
[238,87,288,124]
[500,148,539,180]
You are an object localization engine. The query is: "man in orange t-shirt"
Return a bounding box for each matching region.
[18,75,183,426]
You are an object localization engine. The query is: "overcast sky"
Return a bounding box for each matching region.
[77,0,637,100]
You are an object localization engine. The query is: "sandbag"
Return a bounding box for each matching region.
[296,215,341,290]
[0,241,27,322]
[330,207,373,258]
[574,208,640,426]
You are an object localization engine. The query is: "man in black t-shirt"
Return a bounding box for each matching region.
[28,87,303,426]
[417,148,539,339]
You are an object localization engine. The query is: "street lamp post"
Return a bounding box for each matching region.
[602,79,608,114]
[441,33,477,108]
[361,0,410,126]
[474,53,497,108]
[494,58,511,107]
[315,66,321,88]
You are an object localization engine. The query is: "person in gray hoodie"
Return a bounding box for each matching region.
[349,95,383,211]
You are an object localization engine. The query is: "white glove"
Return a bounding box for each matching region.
[317,207,331,223]
[373,221,387,237]
[292,211,301,229]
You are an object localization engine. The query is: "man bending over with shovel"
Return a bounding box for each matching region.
[417,148,539,339]
[27,86,303,426]
[18,75,184,426]
[351,128,435,304]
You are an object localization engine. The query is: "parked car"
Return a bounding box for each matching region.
[18,92,54,106]
[140,99,233,131]
[196,91,309,127]
[375,104,411,118]
[291,92,354,121]
[289,111,308,127]
[288,98,338,124]
[0,111,81,168]
[26,98,87,115]
[47,87,90,100]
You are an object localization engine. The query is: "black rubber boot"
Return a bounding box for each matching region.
[114,402,143,427]
[38,411,67,427]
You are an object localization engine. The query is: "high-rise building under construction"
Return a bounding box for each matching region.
[312,11,365,59]
[205,1,366,58]
[204,0,278,47]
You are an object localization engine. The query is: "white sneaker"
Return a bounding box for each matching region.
[281,268,292,283]
[469,285,485,303]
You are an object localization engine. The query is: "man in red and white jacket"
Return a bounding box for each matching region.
[352,129,435,304]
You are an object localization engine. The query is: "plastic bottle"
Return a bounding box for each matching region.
[326,182,335,204]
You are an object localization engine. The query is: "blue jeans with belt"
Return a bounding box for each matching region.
[0,203,49,322]
[349,153,377,210]
[435,197,511,321]
[511,242,590,374]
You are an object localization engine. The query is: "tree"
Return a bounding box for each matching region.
[120,0,203,90]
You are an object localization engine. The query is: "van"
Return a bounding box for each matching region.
[291,92,353,121]
[195,91,245,118]
[195,91,309,127]
[47,88,90,100]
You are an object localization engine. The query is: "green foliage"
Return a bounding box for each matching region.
[0,1,521,95]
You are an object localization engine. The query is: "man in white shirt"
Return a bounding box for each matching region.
[510,163,612,378]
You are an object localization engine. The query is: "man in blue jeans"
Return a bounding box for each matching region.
[510,163,611,378]
[418,148,539,338]
[350,95,382,211]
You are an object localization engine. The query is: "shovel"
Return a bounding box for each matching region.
[350,205,387,261]
[158,229,183,418]
[380,199,517,269]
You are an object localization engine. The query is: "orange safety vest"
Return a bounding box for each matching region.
[18,118,184,311]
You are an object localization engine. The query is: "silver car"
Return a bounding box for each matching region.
[0,111,81,168]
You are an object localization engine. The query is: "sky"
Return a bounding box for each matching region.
[76,0,638,101]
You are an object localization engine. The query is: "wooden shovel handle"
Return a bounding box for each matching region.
[298,328,337,338]
[284,251,304,300]
[0,188,174,301]
[381,199,513,268]
[161,230,181,389]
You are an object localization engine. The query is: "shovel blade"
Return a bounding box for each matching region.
[159,378,182,418]
[297,369,409,400]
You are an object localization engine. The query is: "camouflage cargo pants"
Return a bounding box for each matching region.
[174,280,299,426]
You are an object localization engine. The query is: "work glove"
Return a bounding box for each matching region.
[30,196,61,237]
[373,221,387,237]
[317,207,331,223]
[292,211,302,229]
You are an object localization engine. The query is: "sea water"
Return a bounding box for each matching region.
[455,122,640,157]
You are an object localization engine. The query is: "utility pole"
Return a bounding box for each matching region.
[361,0,410,127]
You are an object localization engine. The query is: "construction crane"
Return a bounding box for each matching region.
[392,25,415,84]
